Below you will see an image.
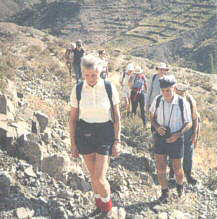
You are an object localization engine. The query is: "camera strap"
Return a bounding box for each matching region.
[163,101,174,128]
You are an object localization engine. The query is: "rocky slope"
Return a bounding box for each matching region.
[0,22,217,219]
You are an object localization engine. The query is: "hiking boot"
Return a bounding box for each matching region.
[158,188,169,203]
[186,174,197,185]
[176,184,184,197]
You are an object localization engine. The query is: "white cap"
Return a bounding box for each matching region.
[126,63,135,72]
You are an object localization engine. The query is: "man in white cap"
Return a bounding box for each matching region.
[169,83,199,185]
[146,62,169,110]
[120,63,135,116]
[150,75,192,202]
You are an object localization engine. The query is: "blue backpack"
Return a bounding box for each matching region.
[132,74,145,89]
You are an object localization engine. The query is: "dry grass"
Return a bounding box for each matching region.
[26,95,56,118]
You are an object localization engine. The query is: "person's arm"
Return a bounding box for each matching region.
[112,104,121,157]
[69,107,79,158]
[166,122,192,144]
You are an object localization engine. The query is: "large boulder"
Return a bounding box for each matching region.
[33,112,48,133]
[0,121,17,149]
[17,133,45,168]
[0,92,7,114]
[41,152,86,187]
[0,171,13,196]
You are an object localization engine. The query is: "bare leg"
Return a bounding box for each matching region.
[155,154,168,189]
[172,158,184,185]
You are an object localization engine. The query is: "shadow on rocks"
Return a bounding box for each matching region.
[125,199,164,215]
[111,153,151,172]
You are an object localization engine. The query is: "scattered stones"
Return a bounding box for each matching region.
[17,133,44,167]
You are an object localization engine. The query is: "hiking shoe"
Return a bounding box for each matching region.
[176,184,184,197]
[158,189,169,203]
[186,175,197,185]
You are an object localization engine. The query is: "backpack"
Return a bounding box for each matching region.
[76,80,115,121]
[132,74,145,89]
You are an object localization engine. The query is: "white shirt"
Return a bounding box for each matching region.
[146,74,162,107]
[149,94,192,133]
[70,79,120,123]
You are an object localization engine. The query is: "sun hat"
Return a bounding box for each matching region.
[156,62,169,71]
[159,75,176,88]
[134,65,144,74]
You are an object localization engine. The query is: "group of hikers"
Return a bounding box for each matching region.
[65,40,109,83]
[68,45,200,217]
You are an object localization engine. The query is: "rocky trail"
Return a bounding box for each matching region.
[0,22,217,219]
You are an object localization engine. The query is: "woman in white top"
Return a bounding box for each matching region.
[69,55,121,216]
[120,63,135,116]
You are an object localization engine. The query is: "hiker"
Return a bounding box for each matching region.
[69,55,121,217]
[150,75,192,202]
[73,40,85,83]
[98,50,109,80]
[65,43,76,78]
[146,62,169,111]
[120,63,135,117]
[129,65,147,127]
[168,83,200,185]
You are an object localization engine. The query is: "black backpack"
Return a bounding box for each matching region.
[76,80,115,121]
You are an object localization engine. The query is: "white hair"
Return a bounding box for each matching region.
[81,55,103,76]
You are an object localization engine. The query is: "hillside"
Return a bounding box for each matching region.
[0,0,216,73]
[0,22,217,218]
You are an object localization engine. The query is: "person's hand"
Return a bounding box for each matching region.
[166,132,181,143]
[71,145,80,158]
[156,126,167,136]
[112,141,121,158]
[191,132,198,148]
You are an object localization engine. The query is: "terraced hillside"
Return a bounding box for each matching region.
[108,0,217,73]
[6,0,147,44]
[1,0,217,73]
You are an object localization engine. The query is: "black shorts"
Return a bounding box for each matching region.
[154,134,184,159]
[76,119,114,155]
